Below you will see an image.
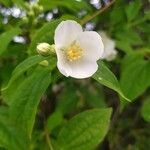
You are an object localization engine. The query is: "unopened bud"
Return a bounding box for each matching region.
[28,10,34,17]
[22,17,29,24]
[36,43,55,56]
[39,60,49,66]
[39,6,43,12]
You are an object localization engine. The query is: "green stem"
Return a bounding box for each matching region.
[80,0,116,25]
[45,126,54,150]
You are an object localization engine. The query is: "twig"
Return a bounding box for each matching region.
[110,103,120,129]
[44,125,54,150]
[80,0,116,25]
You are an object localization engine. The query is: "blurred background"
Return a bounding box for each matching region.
[0,0,150,150]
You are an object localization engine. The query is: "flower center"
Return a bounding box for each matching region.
[66,43,83,62]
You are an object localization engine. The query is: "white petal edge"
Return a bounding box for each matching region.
[54,20,83,50]
[67,59,98,79]
[56,50,71,77]
[76,31,104,61]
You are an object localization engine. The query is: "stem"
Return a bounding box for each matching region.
[80,0,116,25]
[45,126,54,150]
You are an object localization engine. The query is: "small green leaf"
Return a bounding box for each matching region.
[0,28,21,55]
[141,96,150,122]
[28,20,60,55]
[57,108,112,150]
[93,61,130,102]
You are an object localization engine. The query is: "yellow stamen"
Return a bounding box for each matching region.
[66,43,83,61]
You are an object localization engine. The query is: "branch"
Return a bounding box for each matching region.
[44,125,54,150]
[80,0,116,25]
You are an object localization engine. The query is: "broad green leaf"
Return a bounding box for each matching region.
[141,96,150,122]
[47,111,63,132]
[0,28,21,55]
[60,14,79,22]
[28,20,60,55]
[9,65,52,137]
[1,75,25,105]
[1,55,50,105]
[39,0,91,13]
[0,107,29,150]
[120,55,150,101]
[4,55,46,89]
[57,108,112,150]
[93,61,130,102]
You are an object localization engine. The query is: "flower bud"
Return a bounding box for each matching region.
[39,60,49,66]
[22,17,29,24]
[28,10,34,17]
[36,43,55,56]
[39,6,43,12]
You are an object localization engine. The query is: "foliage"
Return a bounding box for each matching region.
[0,0,150,150]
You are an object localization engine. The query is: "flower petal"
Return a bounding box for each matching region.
[56,50,71,77]
[54,20,83,50]
[76,31,104,61]
[67,59,98,79]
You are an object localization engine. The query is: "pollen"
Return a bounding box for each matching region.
[66,43,83,61]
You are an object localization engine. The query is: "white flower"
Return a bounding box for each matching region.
[100,31,117,61]
[54,20,104,79]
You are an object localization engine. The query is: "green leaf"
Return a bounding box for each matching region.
[56,84,79,115]
[4,55,46,89]
[0,107,29,150]
[57,108,112,150]
[115,28,142,53]
[1,55,49,105]
[0,0,11,6]
[125,0,141,22]
[28,20,60,55]
[39,0,91,13]
[141,96,150,122]
[120,55,150,101]
[116,40,133,53]
[47,111,63,132]
[0,28,21,56]
[93,61,130,102]
[12,0,26,9]
[145,10,150,20]
[9,65,52,137]
[81,85,106,108]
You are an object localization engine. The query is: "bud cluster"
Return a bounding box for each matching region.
[22,2,43,26]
